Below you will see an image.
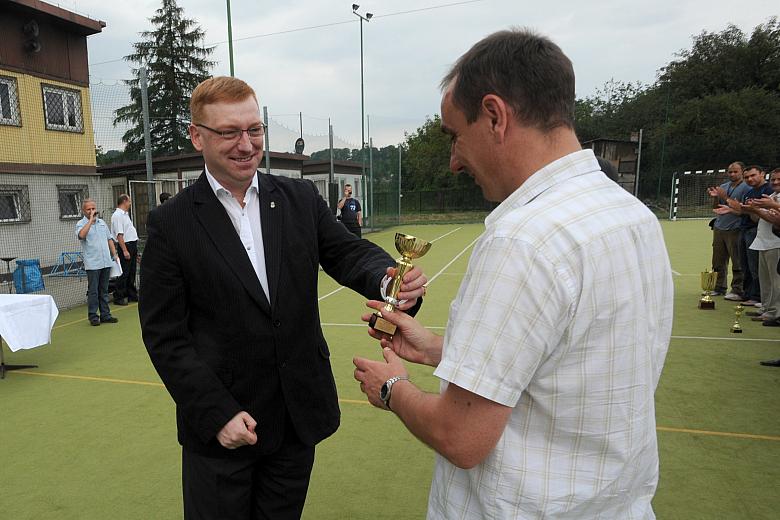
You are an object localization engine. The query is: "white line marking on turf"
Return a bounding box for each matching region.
[318,227,470,301]
[427,236,481,286]
[672,270,681,276]
[430,227,462,242]
[322,322,446,330]
[672,335,780,343]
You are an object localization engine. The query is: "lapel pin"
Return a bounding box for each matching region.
[270,201,276,209]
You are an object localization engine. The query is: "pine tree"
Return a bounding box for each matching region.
[114,0,215,158]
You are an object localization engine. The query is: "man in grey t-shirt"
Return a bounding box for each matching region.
[707,162,750,299]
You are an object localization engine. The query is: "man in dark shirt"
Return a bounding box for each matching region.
[337,183,362,237]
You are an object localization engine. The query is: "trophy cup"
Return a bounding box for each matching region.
[731,304,744,333]
[699,269,717,310]
[369,233,431,335]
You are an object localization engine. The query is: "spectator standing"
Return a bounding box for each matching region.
[717,165,772,305]
[745,170,780,325]
[76,199,119,326]
[337,184,362,237]
[111,194,139,306]
[707,163,750,299]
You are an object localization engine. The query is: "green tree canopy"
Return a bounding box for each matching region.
[113,0,215,158]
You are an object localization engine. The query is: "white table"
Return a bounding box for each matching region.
[0,294,58,379]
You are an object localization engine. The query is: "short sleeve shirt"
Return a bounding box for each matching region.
[340,198,361,224]
[428,149,674,519]
[714,181,749,231]
[76,217,114,270]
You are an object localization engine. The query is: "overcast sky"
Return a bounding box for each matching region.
[67,0,776,152]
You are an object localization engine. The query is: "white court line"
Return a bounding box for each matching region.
[320,326,780,342]
[322,322,446,330]
[671,270,682,276]
[430,227,462,243]
[672,335,780,343]
[427,236,481,286]
[318,227,469,301]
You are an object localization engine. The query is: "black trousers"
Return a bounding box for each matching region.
[181,424,315,520]
[114,240,138,301]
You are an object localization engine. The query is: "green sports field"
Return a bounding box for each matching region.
[1,220,778,519]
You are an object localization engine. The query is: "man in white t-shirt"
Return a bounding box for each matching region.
[353,29,673,519]
[110,194,139,305]
[746,170,780,326]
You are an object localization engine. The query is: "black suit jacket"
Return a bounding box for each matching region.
[139,172,407,457]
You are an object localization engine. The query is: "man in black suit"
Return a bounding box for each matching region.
[139,76,426,519]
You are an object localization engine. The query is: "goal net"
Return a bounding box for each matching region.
[669,169,729,220]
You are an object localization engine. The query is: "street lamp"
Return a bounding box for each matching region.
[352,4,372,227]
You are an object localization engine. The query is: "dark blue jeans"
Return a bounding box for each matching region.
[740,227,760,301]
[87,267,112,321]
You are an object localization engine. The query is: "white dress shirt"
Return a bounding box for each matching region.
[428,149,674,519]
[111,207,139,242]
[749,192,780,251]
[205,167,270,300]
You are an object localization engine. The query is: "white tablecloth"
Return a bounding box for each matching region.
[0,294,59,352]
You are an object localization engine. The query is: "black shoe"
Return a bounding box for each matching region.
[745,311,763,317]
[90,318,100,326]
[113,298,128,306]
[101,317,119,324]
[762,319,780,327]
[759,359,780,367]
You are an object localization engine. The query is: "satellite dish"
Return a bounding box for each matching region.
[295,137,305,154]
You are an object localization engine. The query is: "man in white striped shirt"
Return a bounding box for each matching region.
[354,28,673,519]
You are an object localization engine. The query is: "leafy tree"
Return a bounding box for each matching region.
[114,0,214,157]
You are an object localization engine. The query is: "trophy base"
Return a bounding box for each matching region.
[731,327,743,334]
[699,300,715,310]
[369,313,397,335]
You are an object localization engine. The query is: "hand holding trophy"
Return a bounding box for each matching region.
[369,233,431,335]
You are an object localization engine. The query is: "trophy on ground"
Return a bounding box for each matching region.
[731,304,744,333]
[369,233,431,335]
[699,269,717,310]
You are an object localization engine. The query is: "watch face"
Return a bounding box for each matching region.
[380,382,390,402]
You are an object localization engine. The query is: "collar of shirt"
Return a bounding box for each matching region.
[486,149,600,228]
[205,165,259,203]
[115,208,128,217]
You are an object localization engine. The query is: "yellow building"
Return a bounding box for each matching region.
[1,0,106,303]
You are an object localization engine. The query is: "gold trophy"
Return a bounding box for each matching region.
[731,304,744,333]
[699,269,717,310]
[369,233,432,335]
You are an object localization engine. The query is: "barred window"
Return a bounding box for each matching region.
[0,185,31,224]
[57,184,88,219]
[42,85,83,132]
[0,76,21,126]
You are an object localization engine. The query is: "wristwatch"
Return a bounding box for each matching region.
[380,375,410,411]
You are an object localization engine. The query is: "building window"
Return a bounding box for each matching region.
[57,185,88,220]
[0,76,21,126]
[0,185,31,224]
[42,85,83,132]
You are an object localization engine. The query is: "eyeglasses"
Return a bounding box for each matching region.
[195,123,265,141]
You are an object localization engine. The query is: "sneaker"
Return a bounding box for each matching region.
[709,290,725,296]
[755,302,763,308]
[90,318,100,326]
[746,311,763,317]
[101,317,119,324]
[743,300,759,306]
[724,293,743,301]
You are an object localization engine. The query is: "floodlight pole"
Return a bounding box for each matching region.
[352,5,372,227]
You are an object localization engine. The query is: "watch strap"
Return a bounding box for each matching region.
[381,375,410,411]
